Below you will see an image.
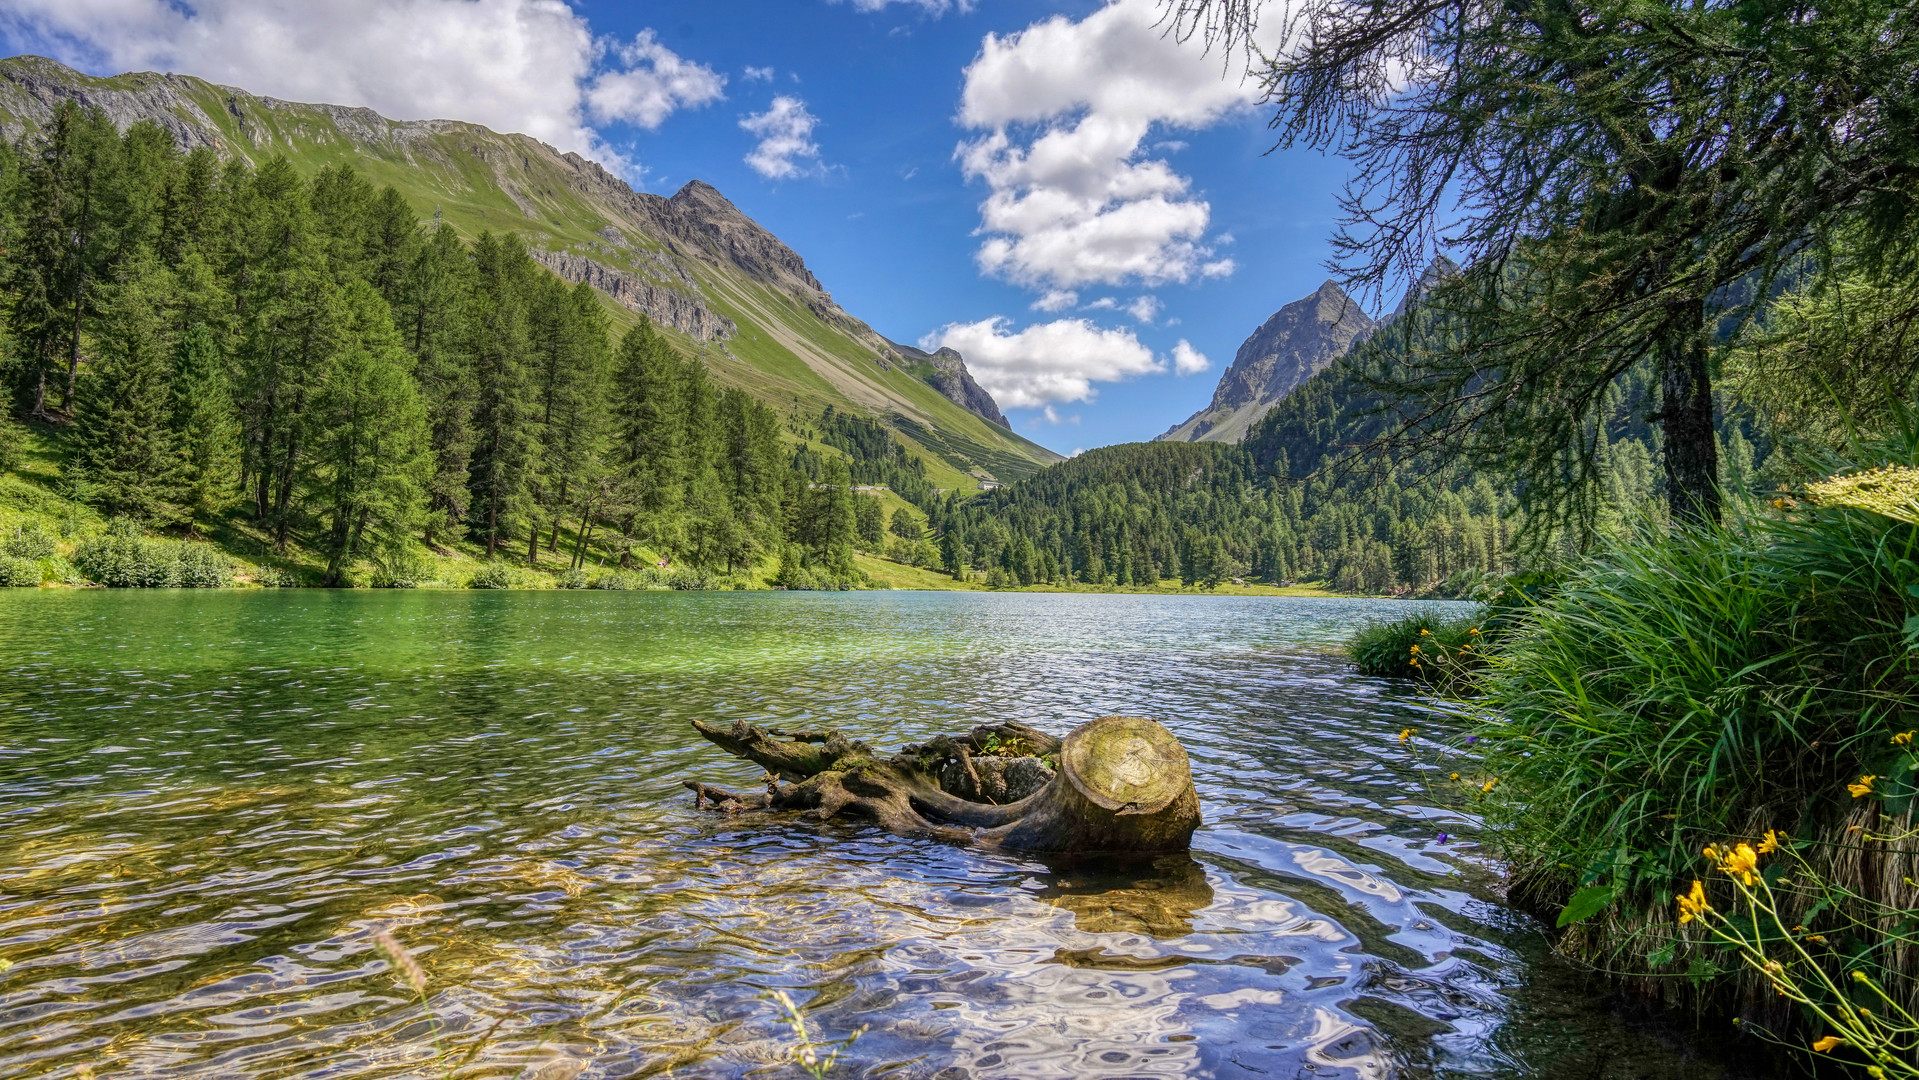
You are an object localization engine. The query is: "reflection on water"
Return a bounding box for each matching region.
[0,590,1730,1078]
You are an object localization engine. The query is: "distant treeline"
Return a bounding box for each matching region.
[0,101,880,586]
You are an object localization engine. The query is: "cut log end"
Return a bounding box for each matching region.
[687,714,1201,856]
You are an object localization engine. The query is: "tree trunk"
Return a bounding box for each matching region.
[1658,318,1720,527]
[685,715,1201,856]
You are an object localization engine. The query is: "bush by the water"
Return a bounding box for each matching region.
[556,568,590,589]
[369,545,429,589]
[1472,455,1919,1026]
[588,568,659,590]
[1349,611,1486,688]
[466,562,515,589]
[3,522,56,560]
[0,555,38,587]
[73,522,232,587]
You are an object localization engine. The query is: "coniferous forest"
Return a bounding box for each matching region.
[0,100,1771,598]
[0,98,1583,596]
[0,102,886,589]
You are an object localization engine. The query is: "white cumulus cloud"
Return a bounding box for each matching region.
[0,0,726,179]
[955,0,1280,291]
[585,29,726,130]
[1171,339,1211,375]
[1125,295,1161,324]
[743,65,776,82]
[1030,289,1078,312]
[740,95,823,180]
[920,317,1163,408]
[840,0,976,13]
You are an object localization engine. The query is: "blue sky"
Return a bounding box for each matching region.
[1,0,1367,454]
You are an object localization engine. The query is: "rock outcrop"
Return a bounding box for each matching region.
[887,340,1009,428]
[529,249,735,341]
[1157,280,1377,444]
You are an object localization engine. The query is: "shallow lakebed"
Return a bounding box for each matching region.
[0,590,1727,1078]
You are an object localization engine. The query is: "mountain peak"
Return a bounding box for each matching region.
[1156,279,1377,444]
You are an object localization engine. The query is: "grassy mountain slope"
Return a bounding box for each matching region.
[0,55,1061,486]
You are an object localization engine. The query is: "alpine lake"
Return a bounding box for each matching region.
[0,590,1735,1079]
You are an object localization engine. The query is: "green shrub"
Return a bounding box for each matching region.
[556,568,590,589]
[1474,490,1918,1008]
[3,522,56,560]
[1348,610,1486,687]
[172,544,232,588]
[665,568,713,590]
[369,544,428,588]
[255,564,300,588]
[0,555,38,587]
[73,521,232,588]
[589,568,657,590]
[466,562,513,589]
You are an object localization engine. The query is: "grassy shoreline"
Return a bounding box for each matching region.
[6,423,1382,598]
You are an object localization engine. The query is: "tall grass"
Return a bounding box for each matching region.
[1349,610,1488,691]
[1474,453,1919,1024]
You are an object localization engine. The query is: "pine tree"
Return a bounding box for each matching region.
[610,318,685,562]
[231,158,330,551]
[67,258,182,521]
[304,280,430,585]
[9,102,126,417]
[399,223,477,544]
[170,323,240,538]
[465,231,536,558]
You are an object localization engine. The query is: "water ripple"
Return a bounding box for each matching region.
[0,591,1727,1078]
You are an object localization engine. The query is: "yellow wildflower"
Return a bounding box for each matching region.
[1397,728,1415,744]
[1849,775,1877,798]
[1480,778,1498,793]
[1810,934,1829,944]
[1806,465,1919,526]
[1409,644,1421,654]
[1676,880,1710,924]
[1468,627,1481,635]
[1449,773,1460,781]
[1896,731,1915,747]
[1702,844,1723,861]
[1756,830,1780,854]
[1419,628,1431,636]
[1717,843,1760,886]
[1812,1036,1842,1053]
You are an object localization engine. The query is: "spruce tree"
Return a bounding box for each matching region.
[170,323,240,538]
[67,258,182,521]
[465,232,537,558]
[610,318,685,562]
[399,223,477,544]
[305,280,430,585]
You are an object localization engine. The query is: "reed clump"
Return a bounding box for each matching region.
[1350,611,1488,692]
[1472,437,1919,1051]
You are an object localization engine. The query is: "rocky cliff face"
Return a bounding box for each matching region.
[887,341,1009,428]
[529,248,736,341]
[1157,280,1376,444]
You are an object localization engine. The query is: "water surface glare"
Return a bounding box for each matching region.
[0,591,1721,1078]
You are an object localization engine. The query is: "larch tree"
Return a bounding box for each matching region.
[304,280,430,586]
[66,257,182,521]
[1169,0,1919,526]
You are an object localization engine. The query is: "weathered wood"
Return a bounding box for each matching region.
[686,714,1200,855]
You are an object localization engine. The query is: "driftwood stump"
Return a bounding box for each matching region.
[684,715,1201,855]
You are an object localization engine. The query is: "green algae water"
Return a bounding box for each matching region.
[0,590,1727,1079]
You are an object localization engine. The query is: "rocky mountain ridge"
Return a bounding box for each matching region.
[0,55,1053,476]
[886,341,1009,428]
[1157,280,1377,444]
